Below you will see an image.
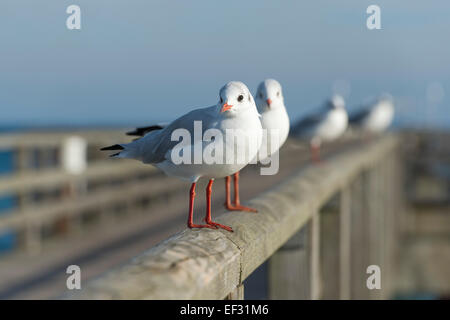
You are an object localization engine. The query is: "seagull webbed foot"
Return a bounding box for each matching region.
[225,203,258,213]
[205,220,233,232]
[188,222,218,230]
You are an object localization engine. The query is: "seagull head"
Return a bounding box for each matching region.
[255,79,284,112]
[328,94,346,110]
[218,81,257,116]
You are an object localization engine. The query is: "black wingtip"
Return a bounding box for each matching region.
[126,125,164,136]
[126,130,139,136]
[100,144,124,151]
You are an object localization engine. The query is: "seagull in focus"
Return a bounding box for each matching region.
[292,95,348,162]
[349,94,394,134]
[224,79,290,212]
[101,81,263,232]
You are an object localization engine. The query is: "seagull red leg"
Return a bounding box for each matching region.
[205,179,233,232]
[224,172,258,212]
[187,182,217,230]
[224,176,234,210]
[310,144,321,164]
[233,172,258,212]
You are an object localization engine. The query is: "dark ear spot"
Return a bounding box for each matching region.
[248,95,251,101]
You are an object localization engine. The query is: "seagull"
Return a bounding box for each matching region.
[349,94,394,134]
[101,81,263,232]
[292,95,348,162]
[223,79,290,212]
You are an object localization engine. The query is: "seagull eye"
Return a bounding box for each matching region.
[259,92,263,98]
[237,95,244,102]
[277,91,280,97]
[220,96,223,103]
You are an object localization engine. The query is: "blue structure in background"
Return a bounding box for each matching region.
[0,150,16,255]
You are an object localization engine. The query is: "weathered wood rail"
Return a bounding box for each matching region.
[0,130,164,253]
[67,134,403,300]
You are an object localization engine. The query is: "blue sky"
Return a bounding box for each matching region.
[0,1,449,128]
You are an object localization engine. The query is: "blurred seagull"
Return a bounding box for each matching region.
[349,94,394,134]
[101,81,262,232]
[292,95,348,162]
[223,79,290,212]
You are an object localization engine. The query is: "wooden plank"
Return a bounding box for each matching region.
[64,135,399,300]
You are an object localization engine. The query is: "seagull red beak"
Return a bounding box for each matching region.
[221,103,233,113]
[266,99,272,107]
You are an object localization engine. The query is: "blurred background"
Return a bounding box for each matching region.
[0,1,448,299]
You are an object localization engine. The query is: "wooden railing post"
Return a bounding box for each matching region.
[61,136,88,235]
[380,153,398,299]
[349,174,371,299]
[310,212,322,300]
[320,198,340,299]
[24,220,42,255]
[268,227,310,299]
[269,211,322,300]
[14,146,42,255]
[367,165,382,299]
[339,186,351,299]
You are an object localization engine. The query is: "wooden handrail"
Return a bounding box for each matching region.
[66,135,399,299]
[0,130,128,149]
[0,174,184,233]
[0,160,155,195]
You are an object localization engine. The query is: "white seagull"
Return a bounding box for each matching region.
[102,81,263,232]
[349,94,394,134]
[292,95,348,162]
[223,79,290,212]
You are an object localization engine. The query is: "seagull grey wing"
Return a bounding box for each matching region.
[145,106,218,163]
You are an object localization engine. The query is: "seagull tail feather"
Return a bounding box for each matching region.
[101,140,144,160]
[100,144,127,158]
[100,144,124,151]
